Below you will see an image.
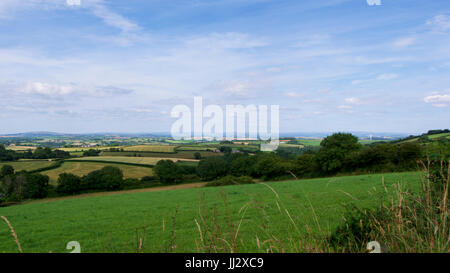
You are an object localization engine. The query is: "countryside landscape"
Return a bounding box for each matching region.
[0,130,449,253]
[0,0,449,258]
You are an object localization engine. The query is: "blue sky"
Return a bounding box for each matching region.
[0,0,449,134]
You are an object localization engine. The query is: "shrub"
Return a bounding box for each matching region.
[24,173,49,199]
[83,149,101,156]
[197,156,228,181]
[82,166,124,191]
[329,160,449,253]
[56,173,82,195]
[154,160,183,184]
[205,175,254,187]
[0,165,14,178]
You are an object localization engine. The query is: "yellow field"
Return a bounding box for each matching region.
[41,162,153,183]
[122,145,177,152]
[5,145,36,151]
[0,160,55,172]
[59,147,113,152]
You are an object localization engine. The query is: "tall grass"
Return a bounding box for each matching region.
[191,160,449,253]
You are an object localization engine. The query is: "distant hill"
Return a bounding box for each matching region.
[395,129,450,144]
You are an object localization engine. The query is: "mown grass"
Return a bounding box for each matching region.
[0,172,421,253]
[40,161,153,184]
[0,160,55,172]
[122,145,177,153]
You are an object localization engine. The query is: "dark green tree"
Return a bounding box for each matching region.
[316,133,361,174]
[197,156,227,181]
[56,173,82,195]
[154,160,183,184]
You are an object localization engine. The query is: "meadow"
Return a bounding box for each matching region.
[0,172,421,253]
[67,156,198,165]
[0,160,55,172]
[41,161,153,184]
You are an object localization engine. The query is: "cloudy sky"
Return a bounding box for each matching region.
[0,0,449,134]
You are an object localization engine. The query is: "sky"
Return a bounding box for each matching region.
[0,0,449,135]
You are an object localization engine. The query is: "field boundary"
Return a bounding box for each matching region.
[66,159,154,168]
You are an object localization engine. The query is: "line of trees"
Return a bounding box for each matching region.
[0,144,70,161]
[153,133,427,184]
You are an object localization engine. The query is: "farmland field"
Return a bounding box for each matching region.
[101,151,220,159]
[0,160,55,172]
[67,156,199,165]
[0,172,421,253]
[122,145,177,153]
[40,161,153,183]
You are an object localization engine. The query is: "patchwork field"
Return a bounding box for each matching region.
[59,145,177,153]
[40,161,153,183]
[100,151,220,159]
[0,172,421,253]
[0,160,55,172]
[67,156,199,165]
[122,145,177,153]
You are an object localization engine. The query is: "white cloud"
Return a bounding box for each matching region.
[338,105,352,110]
[285,91,303,98]
[393,37,415,47]
[89,2,139,32]
[377,73,398,80]
[345,97,361,105]
[424,93,450,107]
[186,32,267,49]
[427,15,450,32]
[23,82,74,96]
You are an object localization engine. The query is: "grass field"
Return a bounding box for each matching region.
[101,151,220,159]
[68,156,199,164]
[0,160,55,172]
[0,172,421,253]
[40,161,153,183]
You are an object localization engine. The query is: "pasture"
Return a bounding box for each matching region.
[0,160,55,172]
[0,172,421,253]
[40,161,153,183]
[67,156,197,165]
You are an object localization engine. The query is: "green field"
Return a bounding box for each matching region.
[67,156,197,165]
[101,150,220,159]
[0,160,55,172]
[40,161,153,183]
[0,172,421,253]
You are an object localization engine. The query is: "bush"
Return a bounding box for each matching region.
[0,171,49,201]
[56,173,82,195]
[154,160,183,184]
[0,165,14,178]
[83,149,101,156]
[205,175,255,187]
[24,173,49,199]
[197,156,228,181]
[82,166,124,191]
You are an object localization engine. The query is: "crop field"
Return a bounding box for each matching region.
[40,161,153,183]
[0,160,55,172]
[5,146,36,151]
[59,147,115,152]
[68,156,198,165]
[122,145,177,153]
[101,151,220,159]
[0,172,421,253]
